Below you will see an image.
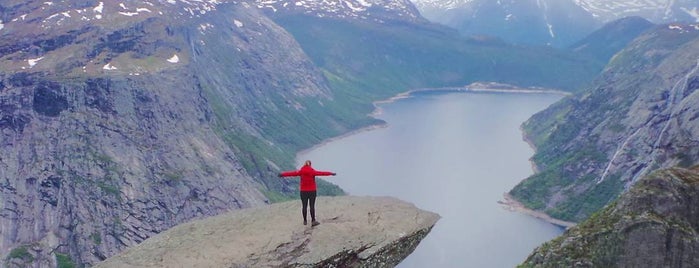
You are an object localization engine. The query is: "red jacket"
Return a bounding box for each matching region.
[279,165,334,191]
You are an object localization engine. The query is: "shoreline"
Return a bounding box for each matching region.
[498,193,576,229]
[296,85,575,228]
[520,125,540,174]
[296,123,387,160]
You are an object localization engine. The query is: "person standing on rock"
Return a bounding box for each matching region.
[279,160,336,226]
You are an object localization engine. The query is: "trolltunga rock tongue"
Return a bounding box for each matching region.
[95,196,440,267]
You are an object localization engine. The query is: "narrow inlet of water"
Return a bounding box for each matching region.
[301,91,565,267]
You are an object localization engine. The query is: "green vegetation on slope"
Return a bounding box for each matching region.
[520,166,699,267]
[510,26,699,222]
[224,14,607,201]
[276,16,605,95]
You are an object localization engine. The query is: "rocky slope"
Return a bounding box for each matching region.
[520,165,699,267]
[94,196,440,268]
[510,23,699,222]
[411,0,699,47]
[0,1,354,266]
[568,16,654,63]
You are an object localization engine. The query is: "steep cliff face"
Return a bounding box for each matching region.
[95,196,440,268]
[0,1,350,266]
[510,23,699,222]
[520,166,699,267]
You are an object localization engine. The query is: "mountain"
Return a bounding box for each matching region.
[94,196,440,268]
[413,0,598,47]
[0,1,356,266]
[568,16,654,62]
[574,0,699,24]
[411,0,699,47]
[509,23,699,222]
[520,165,699,267]
[254,0,605,97]
[254,0,427,23]
[0,0,613,266]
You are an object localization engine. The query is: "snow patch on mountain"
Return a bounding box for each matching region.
[93,2,104,13]
[234,19,244,27]
[167,54,180,63]
[414,0,698,23]
[103,63,118,70]
[254,0,424,23]
[573,0,697,23]
[668,23,699,32]
[411,0,473,10]
[27,57,44,68]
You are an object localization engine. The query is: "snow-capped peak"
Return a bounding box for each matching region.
[253,0,424,23]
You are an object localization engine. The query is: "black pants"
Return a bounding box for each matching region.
[300,191,317,222]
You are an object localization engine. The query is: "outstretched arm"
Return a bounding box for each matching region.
[313,170,336,176]
[278,170,300,177]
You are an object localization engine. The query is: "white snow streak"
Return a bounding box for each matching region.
[167,54,180,63]
[103,63,117,70]
[356,0,372,7]
[547,23,555,38]
[94,2,104,13]
[94,2,104,19]
[234,19,244,28]
[0,20,4,31]
[28,57,44,68]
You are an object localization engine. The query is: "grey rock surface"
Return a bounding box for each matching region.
[511,24,699,222]
[95,196,440,268]
[521,165,699,267]
[1,1,345,266]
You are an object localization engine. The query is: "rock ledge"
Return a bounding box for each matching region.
[95,196,440,267]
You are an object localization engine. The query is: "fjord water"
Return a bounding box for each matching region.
[301,91,565,267]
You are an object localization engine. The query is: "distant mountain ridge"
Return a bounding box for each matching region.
[411,0,699,47]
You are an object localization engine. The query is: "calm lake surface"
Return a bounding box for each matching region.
[301,91,565,267]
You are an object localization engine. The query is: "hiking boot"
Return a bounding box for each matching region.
[303,220,307,225]
[311,221,320,227]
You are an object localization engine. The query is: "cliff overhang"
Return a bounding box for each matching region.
[95,196,440,267]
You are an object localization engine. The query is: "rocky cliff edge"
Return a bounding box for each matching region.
[521,165,699,267]
[94,196,440,267]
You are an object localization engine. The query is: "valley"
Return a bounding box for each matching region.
[1,0,698,267]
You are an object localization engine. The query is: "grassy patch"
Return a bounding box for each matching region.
[55,253,76,268]
[7,246,33,262]
[90,232,102,245]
